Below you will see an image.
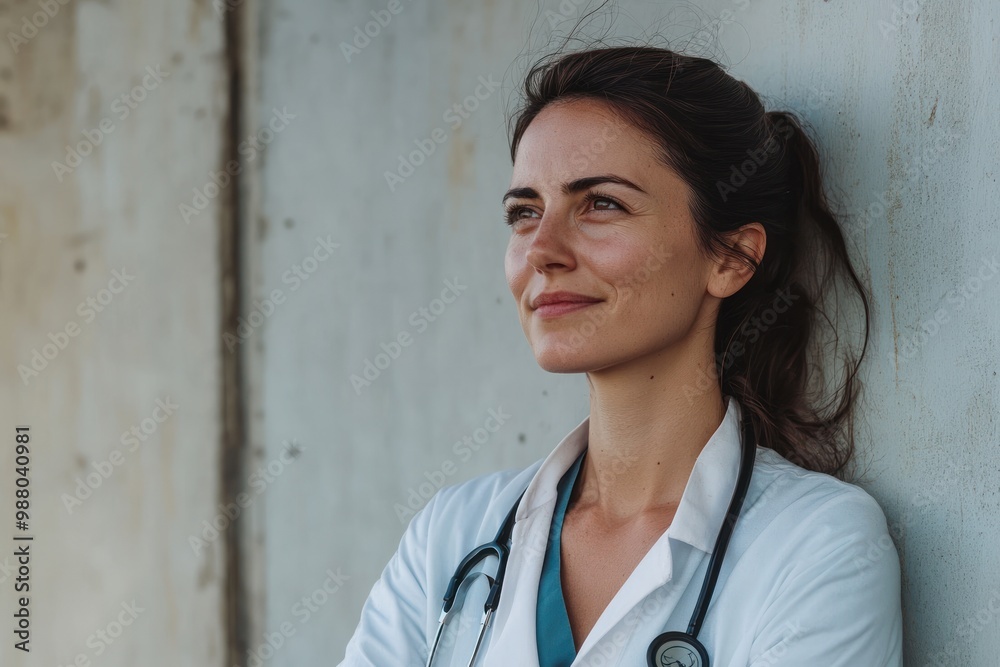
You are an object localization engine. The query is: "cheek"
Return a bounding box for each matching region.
[504,244,525,295]
[590,238,664,300]
[596,238,701,318]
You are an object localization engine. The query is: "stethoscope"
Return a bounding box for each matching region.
[425,410,757,667]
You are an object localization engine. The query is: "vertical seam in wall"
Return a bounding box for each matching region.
[222,3,248,666]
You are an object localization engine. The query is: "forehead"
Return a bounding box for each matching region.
[510,98,662,187]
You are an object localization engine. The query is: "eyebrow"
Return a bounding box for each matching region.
[501,174,648,205]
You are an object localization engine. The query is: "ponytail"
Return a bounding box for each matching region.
[718,109,871,476]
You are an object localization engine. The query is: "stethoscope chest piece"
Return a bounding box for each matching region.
[646,631,709,667]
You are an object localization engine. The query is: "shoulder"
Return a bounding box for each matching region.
[740,450,904,665]
[404,457,544,547]
[427,459,543,530]
[745,446,898,576]
[340,461,545,665]
[751,446,890,520]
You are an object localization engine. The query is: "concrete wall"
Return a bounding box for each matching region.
[0,0,229,665]
[242,0,574,661]
[1,0,996,665]
[245,1,997,664]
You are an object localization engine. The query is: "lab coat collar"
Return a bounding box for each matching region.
[487,396,746,665]
[513,394,745,555]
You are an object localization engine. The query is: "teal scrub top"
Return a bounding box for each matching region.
[536,447,587,666]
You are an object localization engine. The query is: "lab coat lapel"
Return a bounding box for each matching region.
[481,505,705,667]
[572,531,676,663]
[481,505,552,666]
[482,413,591,667]
[479,397,744,666]
[571,396,744,663]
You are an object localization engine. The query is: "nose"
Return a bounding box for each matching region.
[524,210,576,273]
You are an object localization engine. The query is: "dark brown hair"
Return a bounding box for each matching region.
[505,45,871,478]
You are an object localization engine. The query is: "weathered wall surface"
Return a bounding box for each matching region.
[1,0,995,665]
[718,4,1000,665]
[244,2,996,664]
[0,0,229,664]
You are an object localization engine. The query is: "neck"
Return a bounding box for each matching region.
[573,338,726,524]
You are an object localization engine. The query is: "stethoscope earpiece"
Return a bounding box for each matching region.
[646,631,709,667]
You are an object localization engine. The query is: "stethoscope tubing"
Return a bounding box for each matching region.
[427,411,757,667]
[685,414,757,637]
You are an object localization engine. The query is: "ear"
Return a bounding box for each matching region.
[707,222,766,299]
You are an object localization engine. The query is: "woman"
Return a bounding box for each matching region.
[340,46,903,667]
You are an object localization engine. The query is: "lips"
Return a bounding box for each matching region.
[533,300,600,317]
[529,290,603,319]
[530,291,602,310]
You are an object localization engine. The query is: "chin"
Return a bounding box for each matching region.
[530,342,603,374]
[535,358,584,374]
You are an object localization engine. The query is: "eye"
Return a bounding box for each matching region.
[502,190,626,228]
[502,203,538,227]
[581,191,625,213]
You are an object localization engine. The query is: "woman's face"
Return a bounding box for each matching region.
[503,98,725,374]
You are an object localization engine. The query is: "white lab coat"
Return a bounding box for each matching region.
[339,396,904,666]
